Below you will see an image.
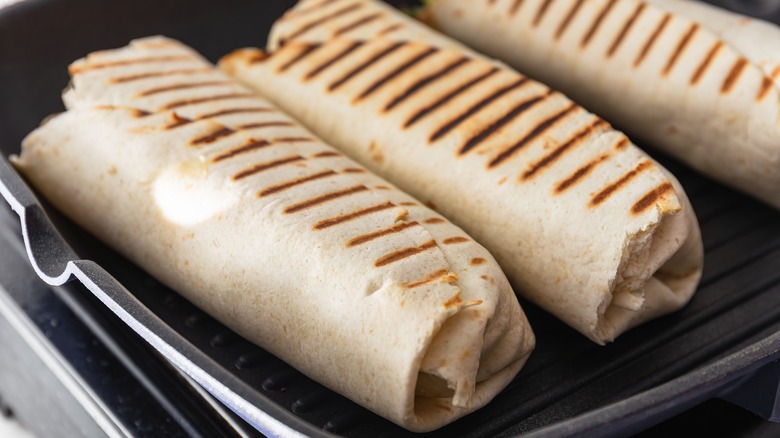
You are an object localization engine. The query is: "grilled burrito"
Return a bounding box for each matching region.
[12,36,535,432]
[219,0,704,344]
[419,0,780,210]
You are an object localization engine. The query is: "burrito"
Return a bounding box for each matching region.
[12,36,535,432]
[219,0,704,344]
[419,0,780,210]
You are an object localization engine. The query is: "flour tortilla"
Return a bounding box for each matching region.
[220,0,704,344]
[421,0,780,210]
[12,36,535,433]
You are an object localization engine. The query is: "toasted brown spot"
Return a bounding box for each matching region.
[555,0,585,40]
[348,221,420,247]
[165,112,192,129]
[278,43,323,73]
[355,47,439,102]
[405,66,499,129]
[634,13,671,67]
[190,127,235,145]
[313,151,341,158]
[590,160,653,206]
[259,170,338,197]
[374,240,437,267]
[470,257,487,266]
[443,294,463,308]
[555,153,611,193]
[285,185,368,214]
[663,24,698,76]
[581,0,618,47]
[522,119,609,180]
[399,201,417,207]
[690,41,723,85]
[490,102,578,168]
[533,0,554,26]
[305,41,364,80]
[333,12,384,36]
[343,167,367,173]
[329,41,407,92]
[161,93,254,110]
[136,80,232,97]
[722,58,748,94]
[385,57,470,112]
[69,55,194,75]
[315,201,395,229]
[285,3,363,41]
[772,65,780,80]
[607,2,646,57]
[631,182,674,214]
[443,237,469,244]
[405,269,450,289]
[233,155,305,181]
[377,23,404,35]
[238,121,296,130]
[424,217,445,224]
[509,0,524,16]
[758,76,774,101]
[212,139,271,162]
[110,67,213,83]
[273,137,315,143]
[374,185,391,190]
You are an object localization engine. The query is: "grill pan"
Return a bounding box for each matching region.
[1,0,780,436]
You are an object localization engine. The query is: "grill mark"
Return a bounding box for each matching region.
[430,77,529,142]
[663,24,698,76]
[164,107,276,130]
[607,2,646,57]
[758,76,774,101]
[212,139,272,162]
[69,55,194,75]
[347,221,420,247]
[772,65,780,80]
[273,136,315,143]
[424,217,445,224]
[509,0,524,16]
[285,3,364,42]
[443,237,469,244]
[136,80,232,97]
[305,41,364,80]
[555,153,611,192]
[247,51,273,64]
[110,67,213,83]
[315,201,394,229]
[165,113,192,129]
[328,41,406,92]
[190,127,235,145]
[556,0,585,40]
[377,23,404,35]
[581,0,618,48]
[259,170,338,197]
[162,93,254,110]
[313,151,341,158]
[614,137,629,150]
[460,90,552,155]
[631,182,674,214]
[374,240,437,267]
[343,167,367,173]
[405,67,499,129]
[533,0,554,26]
[233,155,305,181]
[278,43,322,72]
[384,57,470,112]
[284,185,368,214]
[522,119,609,180]
[333,12,384,36]
[690,41,723,85]
[721,58,748,94]
[404,269,449,289]
[590,160,653,206]
[634,13,671,67]
[490,103,578,168]
[238,121,296,130]
[355,47,439,102]
[399,201,417,206]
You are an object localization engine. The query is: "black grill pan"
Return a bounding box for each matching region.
[1,0,779,436]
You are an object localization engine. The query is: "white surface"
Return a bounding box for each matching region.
[0,414,35,438]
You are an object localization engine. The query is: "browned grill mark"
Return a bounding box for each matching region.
[377,23,404,35]
[333,12,384,36]
[69,55,194,75]
[772,65,780,80]
[690,41,723,85]
[233,155,305,181]
[522,119,609,180]
[634,13,671,67]
[273,136,316,143]
[93,105,150,117]
[162,93,255,110]
[758,76,774,101]
[607,2,645,57]
[399,201,417,207]
[384,57,470,112]
[343,167,367,173]
[374,240,437,267]
[165,113,192,129]
[581,0,618,48]
[405,269,450,289]
[721,58,748,94]
[375,185,391,190]
[247,51,273,64]
[614,137,629,150]
[555,153,611,193]
[405,66,499,129]
[470,258,487,266]
[190,127,235,145]
[136,80,232,97]
[259,170,338,197]
[590,160,653,206]
[631,182,674,214]
[509,0,524,16]
[212,139,271,162]
[490,102,578,168]
[278,43,322,73]
[355,47,439,102]
[663,23,698,76]
[443,237,470,244]
[110,67,213,83]
[285,2,364,42]
[533,0,554,26]
[556,0,585,40]
[305,41,364,80]
[285,185,368,214]
[313,151,341,158]
[430,77,529,142]
[238,121,296,130]
[347,221,420,247]
[198,107,276,119]
[329,41,406,92]
[424,217,445,224]
[315,201,394,229]
[460,90,552,155]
